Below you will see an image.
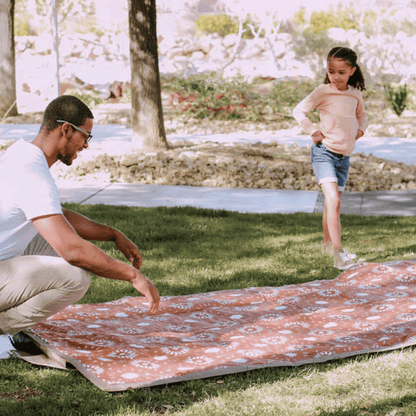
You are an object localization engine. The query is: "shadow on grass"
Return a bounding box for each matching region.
[314,394,416,416]
[3,346,415,416]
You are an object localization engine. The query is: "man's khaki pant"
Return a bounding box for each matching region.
[0,234,90,335]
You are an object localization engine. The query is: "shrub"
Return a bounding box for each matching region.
[195,14,238,38]
[194,14,259,39]
[64,89,106,109]
[384,84,409,117]
[403,84,416,111]
[291,30,335,79]
[165,74,250,120]
[162,75,317,123]
[291,6,355,78]
[15,0,33,37]
[293,6,359,34]
[15,14,31,36]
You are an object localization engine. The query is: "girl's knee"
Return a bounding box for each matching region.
[324,194,341,209]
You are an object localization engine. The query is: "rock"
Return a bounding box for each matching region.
[179,151,198,160]
[195,35,214,54]
[120,154,140,167]
[222,34,240,48]
[33,32,52,55]
[191,51,205,60]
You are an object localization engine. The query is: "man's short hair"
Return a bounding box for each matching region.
[40,95,94,133]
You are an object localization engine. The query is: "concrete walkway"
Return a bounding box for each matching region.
[58,182,416,216]
[1,123,415,216]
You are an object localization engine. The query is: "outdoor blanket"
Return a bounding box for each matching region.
[21,259,416,391]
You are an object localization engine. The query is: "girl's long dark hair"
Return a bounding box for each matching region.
[324,46,366,91]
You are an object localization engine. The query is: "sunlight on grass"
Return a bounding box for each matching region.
[1,204,416,416]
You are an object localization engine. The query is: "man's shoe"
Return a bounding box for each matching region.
[9,332,44,355]
[333,248,355,270]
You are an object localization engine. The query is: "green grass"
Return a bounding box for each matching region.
[1,204,416,415]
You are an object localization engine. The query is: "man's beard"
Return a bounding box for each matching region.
[58,154,73,166]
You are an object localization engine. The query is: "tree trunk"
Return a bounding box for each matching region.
[128,0,168,149]
[0,0,18,118]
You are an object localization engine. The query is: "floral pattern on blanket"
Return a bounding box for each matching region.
[31,260,416,391]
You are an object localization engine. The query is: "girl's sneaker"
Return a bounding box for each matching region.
[333,248,355,270]
[321,241,357,259]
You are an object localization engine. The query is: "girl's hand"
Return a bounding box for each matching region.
[355,129,364,141]
[311,130,325,145]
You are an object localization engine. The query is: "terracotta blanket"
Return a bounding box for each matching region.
[24,260,416,391]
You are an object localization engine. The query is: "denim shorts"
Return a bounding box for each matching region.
[311,143,350,191]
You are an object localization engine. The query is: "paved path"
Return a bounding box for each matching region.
[58,182,416,216]
[2,124,416,216]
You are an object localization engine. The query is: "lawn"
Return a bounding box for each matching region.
[1,204,416,416]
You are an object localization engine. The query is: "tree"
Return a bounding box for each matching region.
[128,0,168,149]
[0,0,18,119]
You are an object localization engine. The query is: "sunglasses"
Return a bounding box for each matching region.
[57,119,93,144]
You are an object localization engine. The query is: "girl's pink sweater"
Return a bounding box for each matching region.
[293,84,368,156]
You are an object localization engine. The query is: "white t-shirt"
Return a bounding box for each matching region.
[0,139,62,261]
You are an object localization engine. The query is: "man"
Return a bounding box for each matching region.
[0,95,160,341]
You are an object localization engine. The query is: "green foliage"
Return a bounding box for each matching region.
[293,4,416,38]
[285,26,337,81]
[195,14,259,39]
[14,14,31,36]
[384,83,409,117]
[63,89,105,109]
[15,0,102,36]
[310,9,358,33]
[294,6,359,34]
[375,8,416,36]
[394,18,416,36]
[403,84,416,111]
[14,0,33,36]
[291,6,356,78]
[195,14,238,38]
[164,73,250,120]
[162,74,316,122]
[245,78,317,122]
[0,141,13,153]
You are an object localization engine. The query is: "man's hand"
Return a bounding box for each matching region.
[311,130,325,145]
[113,231,143,270]
[34,213,159,312]
[63,209,144,270]
[355,129,364,141]
[131,271,160,313]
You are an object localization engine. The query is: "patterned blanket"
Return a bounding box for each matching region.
[22,260,416,391]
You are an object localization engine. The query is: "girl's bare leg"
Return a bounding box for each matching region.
[322,203,330,243]
[321,182,342,249]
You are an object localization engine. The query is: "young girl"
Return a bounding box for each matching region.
[293,46,368,270]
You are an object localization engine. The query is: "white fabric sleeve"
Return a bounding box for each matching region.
[15,167,62,221]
